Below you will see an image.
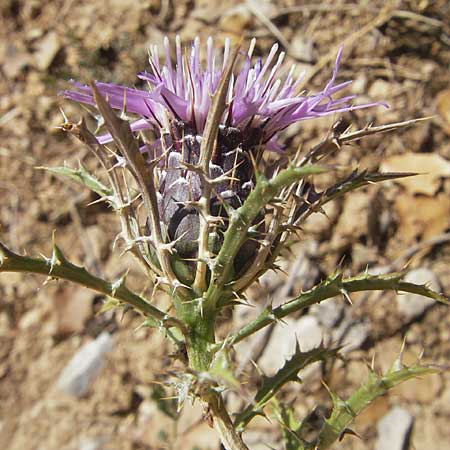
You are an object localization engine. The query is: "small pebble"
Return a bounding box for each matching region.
[57,332,114,397]
[375,406,413,450]
[396,268,439,321]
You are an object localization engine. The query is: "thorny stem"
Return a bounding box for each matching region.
[222,271,449,347]
[171,294,249,450]
[193,43,240,293]
[315,364,437,449]
[90,83,190,300]
[0,241,186,333]
[205,165,325,307]
[64,118,162,278]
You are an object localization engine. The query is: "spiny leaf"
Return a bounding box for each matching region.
[315,360,440,449]
[344,271,450,306]
[234,345,339,431]
[0,239,185,330]
[269,399,309,450]
[294,170,417,224]
[223,270,448,347]
[209,346,239,388]
[99,296,122,313]
[151,385,179,420]
[38,164,113,199]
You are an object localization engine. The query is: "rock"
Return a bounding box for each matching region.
[258,316,323,375]
[354,396,390,428]
[351,74,368,95]
[18,306,46,330]
[34,31,61,71]
[136,399,175,447]
[1,43,30,78]
[396,268,440,321]
[395,373,443,404]
[302,201,338,236]
[381,153,450,196]
[57,332,114,397]
[312,301,369,354]
[50,286,94,337]
[375,406,413,450]
[369,79,392,100]
[289,33,315,62]
[78,437,107,450]
[297,316,324,352]
[219,5,252,33]
[437,89,450,135]
[333,315,369,353]
[191,5,225,23]
[311,298,344,329]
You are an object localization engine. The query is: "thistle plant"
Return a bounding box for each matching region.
[1,37,448,450]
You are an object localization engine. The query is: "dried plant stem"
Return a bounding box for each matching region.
[89,84,188,298]
[296,5,394,90]
[194,44,240,293]
[203,390,249,450]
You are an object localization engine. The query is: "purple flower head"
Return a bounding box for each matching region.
[62,37,384,268]
[62,36,383,152]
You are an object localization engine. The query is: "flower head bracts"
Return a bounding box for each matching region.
[61,37,388,295]
[62,37,384,152]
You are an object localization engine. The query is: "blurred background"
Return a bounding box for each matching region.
[1,1,450,449]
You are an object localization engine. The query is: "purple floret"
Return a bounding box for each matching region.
[61,36,385,151]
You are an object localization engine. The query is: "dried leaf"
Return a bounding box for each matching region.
[437,89,450,136]
[51,285,94,336]
[40,165,113,199]
[381,152,450,195]
[395,192,450,242]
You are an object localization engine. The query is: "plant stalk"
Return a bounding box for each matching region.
[171,294,249,450]
[0,241,184,331]
[203,390,250,450]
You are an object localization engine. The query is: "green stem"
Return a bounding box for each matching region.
[222,272,448,347]
[171,294,216,371]
[205,165,325,307]
[186,317,216,372]
[0,241,185,332]
[171,294,248,450]
[316,364,437,449]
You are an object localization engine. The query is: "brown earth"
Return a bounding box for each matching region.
[1,1,450,449]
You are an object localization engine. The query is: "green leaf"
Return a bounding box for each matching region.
[234,345,339,431]
[209,346,239,388]
[223,270,448,347]
[39,164,113,199]
[315,360,440,449]
[269,399,308,450]
[151,384,179,420]
[0,239,184,329]
[99,296,121,313]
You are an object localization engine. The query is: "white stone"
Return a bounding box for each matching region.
[34,31,61,71]
[78,437,107,450]
[375,406,413,450]
[333,314,369,354]
[396,268,440,321]
[311,298,344,329]
[57,332,114,397]
[258,316,323,375]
